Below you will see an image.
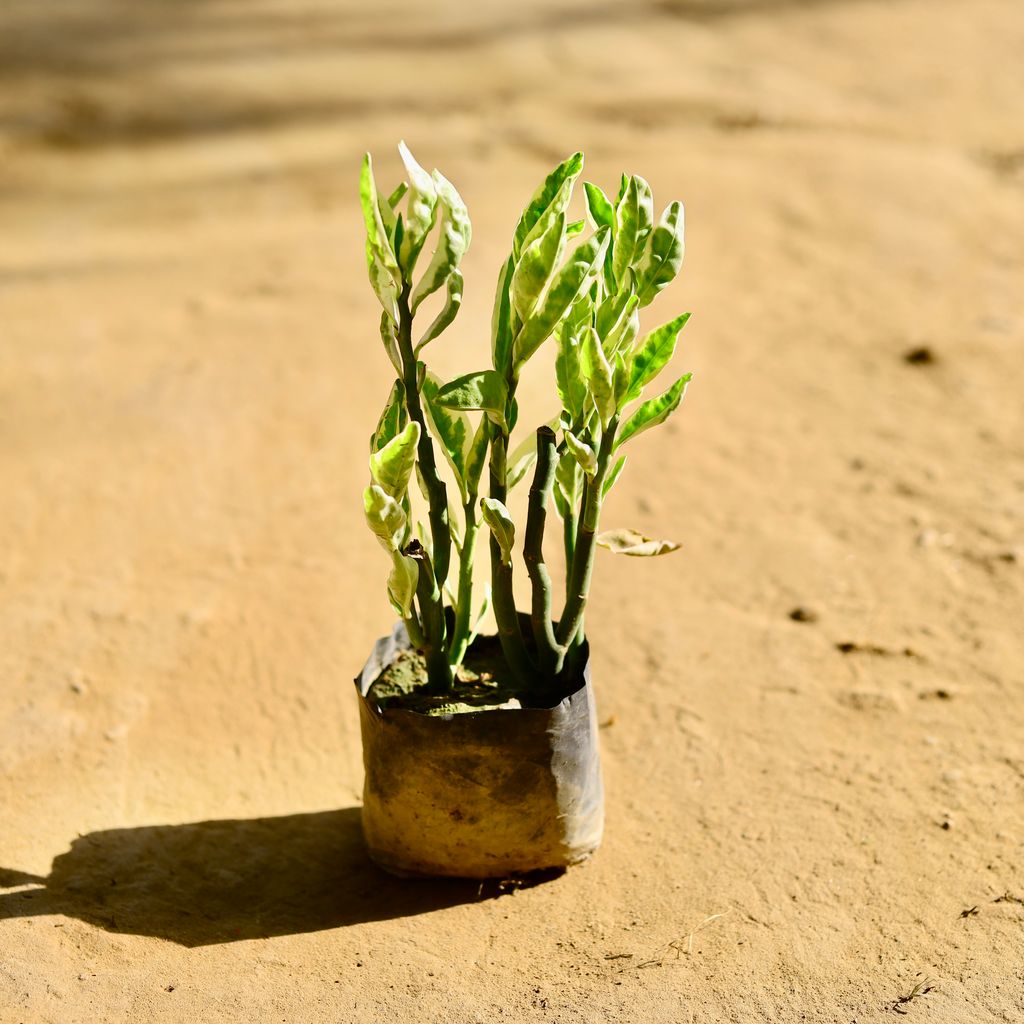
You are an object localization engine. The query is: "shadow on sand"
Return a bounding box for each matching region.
[0,808,560,947]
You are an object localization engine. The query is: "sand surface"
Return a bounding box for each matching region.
[2,1,1023,1020]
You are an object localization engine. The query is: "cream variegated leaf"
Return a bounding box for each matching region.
[596,528,680,556]
[369,421,420,497]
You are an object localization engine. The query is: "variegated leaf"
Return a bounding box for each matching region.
[514,227,610,369]
[463,416,490,497]
[564,430,597,475]
[627,311,691,401]
[370,379,407,453]
[378,312,402,372]
[635,201,684,307]
[505,430,539,491]
[481,497,515,564]
[491,255,515,376]
[387,551,419,617]
[410,170,471,311]
[360,154,400,318]
[555,324,588,422]
[512,211,566,322]
[397,141,438,274]
[369,420,420,497]
[602,454,627,497]
[616,373,692,447]
[581,326,616,425]
[612,175,654,287]
[597,528,680,556]
[435,369,508,428]
[363,484,407,551]
[512,152,583,259]
[416,269,463,353]
[422,370,471,501]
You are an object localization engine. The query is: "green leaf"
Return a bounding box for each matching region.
[596,289,630,338]
[376,187,398,246]
[463,417,490,498]
[369,421,420,497]
[581,326,616,425]
[416,268,463,353]
[370,379,407,453]
[519,175,574,254]
[506,430,539,491]
[596,290,640,356]
[397,141,438,274]
[410,170,471,311]
[612,175,654,287]
[616,373,692,447]
[555,324,587,422]
[360,154,401,318]
[584,182,614,230]
[481,497,515,564]
[378,312,401,372]
[435,369,508,428]
[360,155,399,270]
[514,227,610,369]
[628,312,690,401]
[553,449,581,517]
[512,211,566,322]
[596,528,680,556]
[387,551,419,617]
[601,454,627,497]
[564,430,597,475]
[608,295,640,353]
[635,200,684,307]
[613,350,630,407]
[512,152,583,259]
[363,484,407,551]
[566,219,585,238]
[366,246,400,321]
[386,182,408,208]
[491,256,515,377]
[563,287,595,335]
[422,370,471,501]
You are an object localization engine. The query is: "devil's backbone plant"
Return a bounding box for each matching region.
[360,143,689,703]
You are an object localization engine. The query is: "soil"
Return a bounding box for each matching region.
[367,634,525,714]
[2,1,1024,1022]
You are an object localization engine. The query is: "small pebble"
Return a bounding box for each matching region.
[904,346,936,365]
[789,607,818,623]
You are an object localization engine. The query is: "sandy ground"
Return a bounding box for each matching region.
[2,0,1023,1020]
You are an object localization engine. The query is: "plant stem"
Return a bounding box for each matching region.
[407,541,452,692]
[562,502,577,597]
[488,425,534,687]
[395,284,452,591]
[448,499,479,667]
[404,611,426,649]
[523,426,561,677]
[555,416,619,667]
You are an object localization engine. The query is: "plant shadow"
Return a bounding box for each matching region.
[0,808,560,947]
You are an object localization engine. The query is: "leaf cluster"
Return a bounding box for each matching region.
[359,145,692,695]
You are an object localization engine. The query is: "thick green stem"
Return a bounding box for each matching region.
[396,284,452,589]
[488,425,534,687]
[404,611,426,649]
[407,541,452,693]
[523,426,561,677]
[555,417,619,667]
[562,503,577,597]
[448,500,479,667]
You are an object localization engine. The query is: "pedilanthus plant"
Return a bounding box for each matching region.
[360,144,690,699]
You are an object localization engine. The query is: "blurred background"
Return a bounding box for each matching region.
[1,1,1022,1020]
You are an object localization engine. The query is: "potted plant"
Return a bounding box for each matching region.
[355,143,690,878]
